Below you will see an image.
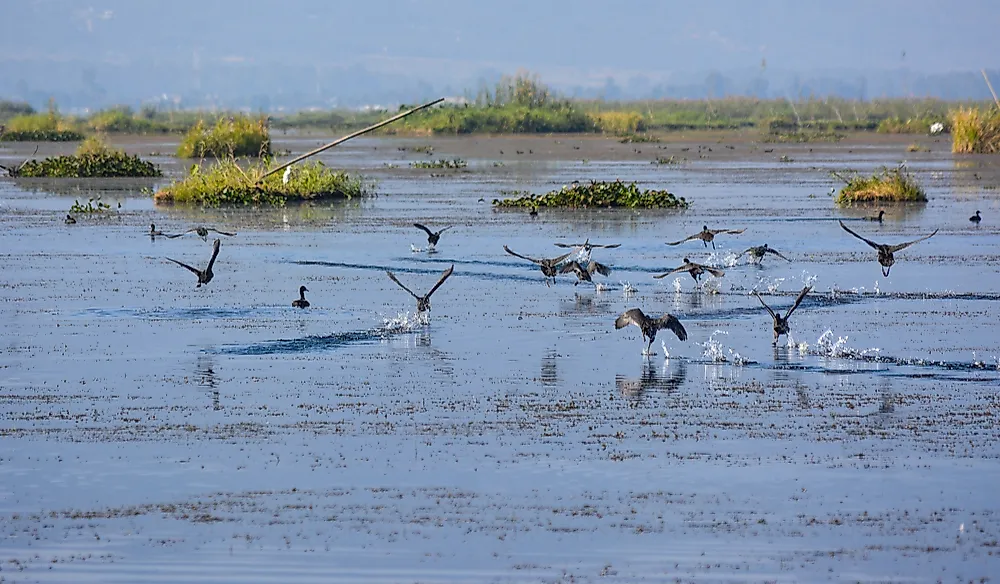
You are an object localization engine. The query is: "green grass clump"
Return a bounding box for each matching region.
[492,179,687,209]
[949,107,1000,154]
[154,159,371,206]
[590,111,646,134]
[70,196,112,214]
[87,107,171,133]
[833,165,926,204]
[876,117,939,134]
[177,116,271,158]
[15,151,161,178]
[410,158,466,169]
[619,133,660,143]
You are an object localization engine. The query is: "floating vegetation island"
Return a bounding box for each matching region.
[492,180,688,209]
[410,158,467,169]
[154,159,371,206]
[177,115,271,158]
[833,165,927,205]
[4,136,161,178]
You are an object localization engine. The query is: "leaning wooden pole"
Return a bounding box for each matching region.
[982,69,1000,110]
[258,97,445,183]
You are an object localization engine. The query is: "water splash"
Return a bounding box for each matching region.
[594,282,608,294]
[700,277,722,295]
[672,278,683,293]
[621,281,637,298]
[802,271,818,289]
[697,330,749,365]
[708,251,740,268]
[811,330,881,360]
[381,311,429,334]
[410,244,424,253]
[751,277,785,294]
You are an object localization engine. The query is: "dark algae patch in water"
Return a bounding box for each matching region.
[493,179,688,209]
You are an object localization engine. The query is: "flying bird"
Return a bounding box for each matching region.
[739,243,790,265]
[666,225,746,249]
[504,245,573,286]
[554,239,622,251]
[839,220,937,276]
[167,226,237,241]
[166,239,221,287]
[386,265,454,313]
[559,259,612,285]
[754,286,812,345]
[653,258,725,283]
[413,223,453,247]
[292,285,310,308]
[615,308,688,355]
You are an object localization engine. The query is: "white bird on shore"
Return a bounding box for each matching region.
[282,166,292,185]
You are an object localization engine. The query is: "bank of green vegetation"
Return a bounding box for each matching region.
[833,165,926,205]
[949,106,1000,154]
[7,135,161,178]
[493,180,688,209]
[154,158,370,206]
[176,115,271,158]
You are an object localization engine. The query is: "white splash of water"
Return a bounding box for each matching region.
[802,271,818,289]
[672,278,683,293]
[873,280,881,295]
[700,277,722,295]
[696,330,747,365]
[621,281,637,298]
[660,340,670,359]
[708,251,740,268]
[811,330,881,360]
[410,244,423,253]
[594,282,608,294]
[752,277,785,295]
[381,311,428,334]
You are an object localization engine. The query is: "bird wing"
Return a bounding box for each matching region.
[723,228,746,235]
[783,286,812,319]
[386,271,420,299]
[594,243,621,249]
[549,251,574,266]
[655,314,688,341]
[504,245,542,265]
[166,257,201,276]
[413,223,435,237]
[559,261,582,274]
[553,242,583,248]
[588,261,612,276]
[839,220,880,250]
[437,225,454,235]
[653,265,689,279]
[765,247,791,261]
[737,247,753,257]
[887,229,937,253]
[615,308,646,330]
[703,265,726,277]
[425,264,455,299]
[208,228,236,237]
[754,292,777,320]
[666,233,700,246]
[206,239,221,272]
[165,228,198,239]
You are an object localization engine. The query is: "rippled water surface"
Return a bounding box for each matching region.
[2,135,999,582]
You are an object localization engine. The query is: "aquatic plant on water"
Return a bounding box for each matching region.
[70,196,112,214]
[410,158,467,169]
[12,137,161,178]
[492,179,688,209]
[949,107,1000,154]
[176,115,271,158]
[154,158,372,206]
[832,165,927,205]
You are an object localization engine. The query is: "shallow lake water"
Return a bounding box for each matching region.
[1,135,999,582]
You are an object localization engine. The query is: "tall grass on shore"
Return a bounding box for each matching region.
[176,115,271,158]
[833,165,926,205]
[154,158,370,206]
[949,107,1000,154]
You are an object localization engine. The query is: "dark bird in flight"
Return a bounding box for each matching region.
[560,260,612,285]
[167,226,236,241]
[167,239,221,287]
[413,223,453,247]
[554,239,622,252]
[839,220,937,276]
[386,265,454,313]
[292,286,310,308]
[504,245,573,286]
[666,225,746,249]
[739,243,790,265]
[653,258,725,283]
[754,286,812,345]
[615,309,688,355]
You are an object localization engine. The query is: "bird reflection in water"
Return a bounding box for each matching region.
[615,359,688,400]
[540,348,559,387]
[195,353,220,410]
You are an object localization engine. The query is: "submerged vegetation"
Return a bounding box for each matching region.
[154,158,371,206]
[177,115,271,158]
[410,158,467,169]
[492,180,688,209]
[833,165,927,205]
[949,107,1000,154]
[8,136,161,178]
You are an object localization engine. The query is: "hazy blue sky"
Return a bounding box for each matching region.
[3,0,998,107]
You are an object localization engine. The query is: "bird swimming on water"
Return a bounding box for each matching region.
[413,223,453,247]
[65,214,76,225]
[666,225,746,250]
[292,286,310,308]
[560,259,612,285]
[504,245,573,286]
[167,226,237,241]
[867,210,885,223]
[149,223,167,239]
[166,239,221,287]
[753,285,812,345]
[839,220,937,276]
[738,243,790,265]
[615,308,688,355]
[653,258,725,283]
[970,210,982,224]
[386,264,454,313]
